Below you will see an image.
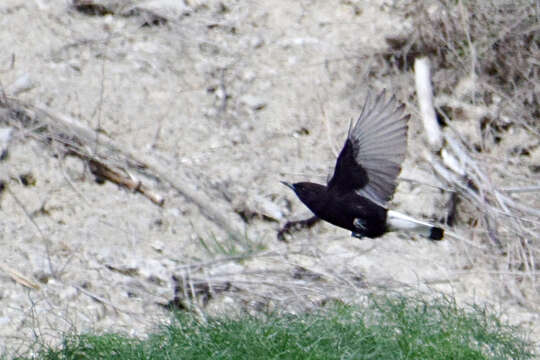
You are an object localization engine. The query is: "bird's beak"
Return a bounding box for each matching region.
[280,181,295,191]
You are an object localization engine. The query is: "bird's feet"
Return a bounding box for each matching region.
[352,218,367,239]
[277,216,320,241]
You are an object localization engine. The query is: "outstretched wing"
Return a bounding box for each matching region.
[328,90,409,205]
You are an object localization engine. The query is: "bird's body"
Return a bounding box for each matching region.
[282,90,443,240]
[286,182,387,238]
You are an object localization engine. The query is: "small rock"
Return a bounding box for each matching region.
[8,74,34,95]
[243,70,256,82]
[19,172,36,187]
[240,95,266,111]
[0,127,12,160]
[33,270,51,284]
[251,195,283,221]
[68,59,82,72]
[250,36,264,49]
[279,37,319,47]
[151,240,164,252]
[59,286,78,301]
[167,207,182,217]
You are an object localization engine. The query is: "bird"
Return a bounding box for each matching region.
[281,90,444,240]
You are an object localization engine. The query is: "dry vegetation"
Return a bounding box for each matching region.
[0,0,538,356]
[382,0,539,299]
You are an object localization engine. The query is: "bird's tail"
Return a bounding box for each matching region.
[387,210,444,240]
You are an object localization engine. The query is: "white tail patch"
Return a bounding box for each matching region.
[387,210,441,239]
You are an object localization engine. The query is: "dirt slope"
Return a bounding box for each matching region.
[0,0,537,355]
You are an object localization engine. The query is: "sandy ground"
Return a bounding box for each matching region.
[0,0,538,356]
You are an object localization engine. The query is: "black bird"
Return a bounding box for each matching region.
[282,90,443,240]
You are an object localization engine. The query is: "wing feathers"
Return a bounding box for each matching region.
[329,90,409,205]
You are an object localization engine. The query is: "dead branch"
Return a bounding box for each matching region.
[88,160,164,206]
[414,57,442,151]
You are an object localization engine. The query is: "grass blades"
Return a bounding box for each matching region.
[18,293,535,360]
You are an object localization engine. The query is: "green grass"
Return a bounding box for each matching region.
[13,294,535,360]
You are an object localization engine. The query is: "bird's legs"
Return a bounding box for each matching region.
[277,216,320,241]
[351,218,367,239]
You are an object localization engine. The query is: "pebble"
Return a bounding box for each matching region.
[240,95,266,110]
[251,195,283,221]
[0,127,12,160]
[8,73,34,95]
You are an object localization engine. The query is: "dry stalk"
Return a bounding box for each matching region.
[414,57,442,151]
[0,263,40,290]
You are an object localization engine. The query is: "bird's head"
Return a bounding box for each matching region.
[281,181,326,205]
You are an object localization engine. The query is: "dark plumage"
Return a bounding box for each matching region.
[282,90,443,240]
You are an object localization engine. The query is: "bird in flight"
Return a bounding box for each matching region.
[281,90,443,240]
